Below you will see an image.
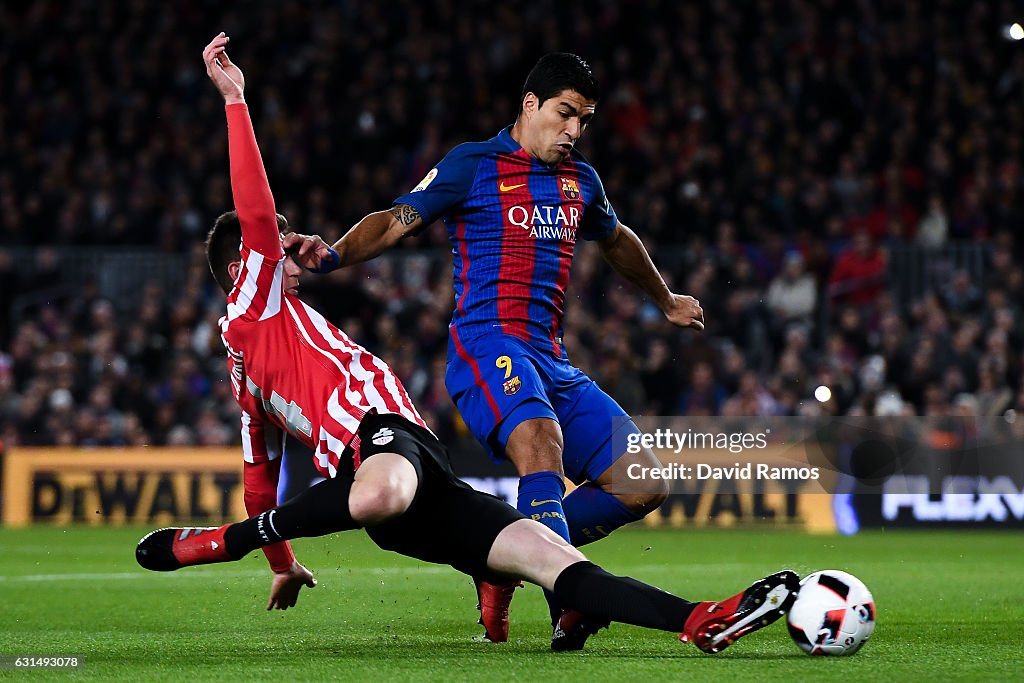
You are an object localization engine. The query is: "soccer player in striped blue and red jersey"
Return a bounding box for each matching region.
[289,54,705,648]
[136,36,802,656]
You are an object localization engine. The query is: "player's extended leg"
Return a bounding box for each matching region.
[549,449,668,651]
[347,453,419,524]
[504,416,571,542]
[563,444,668,546]
[473,414,572,642]
[445,334,572,641]
[556,376,669,547]
[486,519,801,654]
[136,453,419,571]
[550,376,669,648]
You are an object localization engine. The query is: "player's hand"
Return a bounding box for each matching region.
[663,293,704,331]
[282,232,338,273]
[266,561,317,611]
[203,32,245,104]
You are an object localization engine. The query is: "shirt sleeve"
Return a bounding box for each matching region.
[392,143,482,226]
[224,245,285,323]
[242,458,296,572]
[226,103,283,258]
[239,410,295,571]
[580,165,618,241]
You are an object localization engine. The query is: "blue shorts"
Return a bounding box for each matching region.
[445,329,640,484]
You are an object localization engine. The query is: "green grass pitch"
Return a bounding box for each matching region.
[1,526,1021,681]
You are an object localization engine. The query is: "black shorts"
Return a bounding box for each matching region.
[354,413,524,581]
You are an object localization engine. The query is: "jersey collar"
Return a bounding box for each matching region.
[495,126,521,153]
[496,125,572,169]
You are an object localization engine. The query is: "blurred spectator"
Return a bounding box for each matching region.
[765,251,817,335]
[916,194,949,250]
[721,371,780,417]
[0,354,19,424]
[675,361,727,417]
[639,338,685,415]
[975,362,1013,416]
[941,270,984,321]
[0,250,17,345]
[828,231,887,308]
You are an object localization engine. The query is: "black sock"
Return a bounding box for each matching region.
[553,561,696,632]
[223,475,360,558]
[544,589,562,626]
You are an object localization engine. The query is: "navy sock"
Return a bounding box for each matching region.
[517,471,571,625]
[563,482,643,547]
[516,471,570,542]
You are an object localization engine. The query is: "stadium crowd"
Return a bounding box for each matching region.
[2,0,1024,450]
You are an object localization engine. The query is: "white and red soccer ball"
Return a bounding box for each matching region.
[787,570,876,656]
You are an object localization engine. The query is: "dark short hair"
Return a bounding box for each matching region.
[205,210,289,293]
[521,52,600,107]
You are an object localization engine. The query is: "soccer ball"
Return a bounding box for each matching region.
[786,570,876,656]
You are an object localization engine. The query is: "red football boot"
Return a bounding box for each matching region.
[136,526,232,571]
[473,577,521,642]
[550,608,610,651]
[680,570,800,653]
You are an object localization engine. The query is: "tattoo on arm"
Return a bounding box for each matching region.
[390,204,421,226]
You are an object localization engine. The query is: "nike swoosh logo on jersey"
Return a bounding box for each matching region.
[530,498,560,507]
[499,182,527,192]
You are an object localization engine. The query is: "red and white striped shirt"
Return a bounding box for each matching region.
[219,104,426,479]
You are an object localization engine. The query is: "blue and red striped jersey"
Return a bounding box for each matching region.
[394,127,617,357]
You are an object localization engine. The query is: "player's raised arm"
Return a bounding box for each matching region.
[599,222,705,331]
[283,206,424,272]
[286,144,481,272]
[333,204,425,266]
[203,33,281,257]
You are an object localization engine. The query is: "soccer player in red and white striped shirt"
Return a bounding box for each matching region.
[198,34,430,608]
[137,34,801,655]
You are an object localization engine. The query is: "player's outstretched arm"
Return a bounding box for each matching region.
[242,459,296,567]
[599,222,704,330]
[243,458,318,610]
[283,205,424,272]
[203,32,244,105]
[203,33,281,256]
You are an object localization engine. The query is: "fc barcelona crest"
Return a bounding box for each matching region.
[559,177,581,201]
[503,376,522,395]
